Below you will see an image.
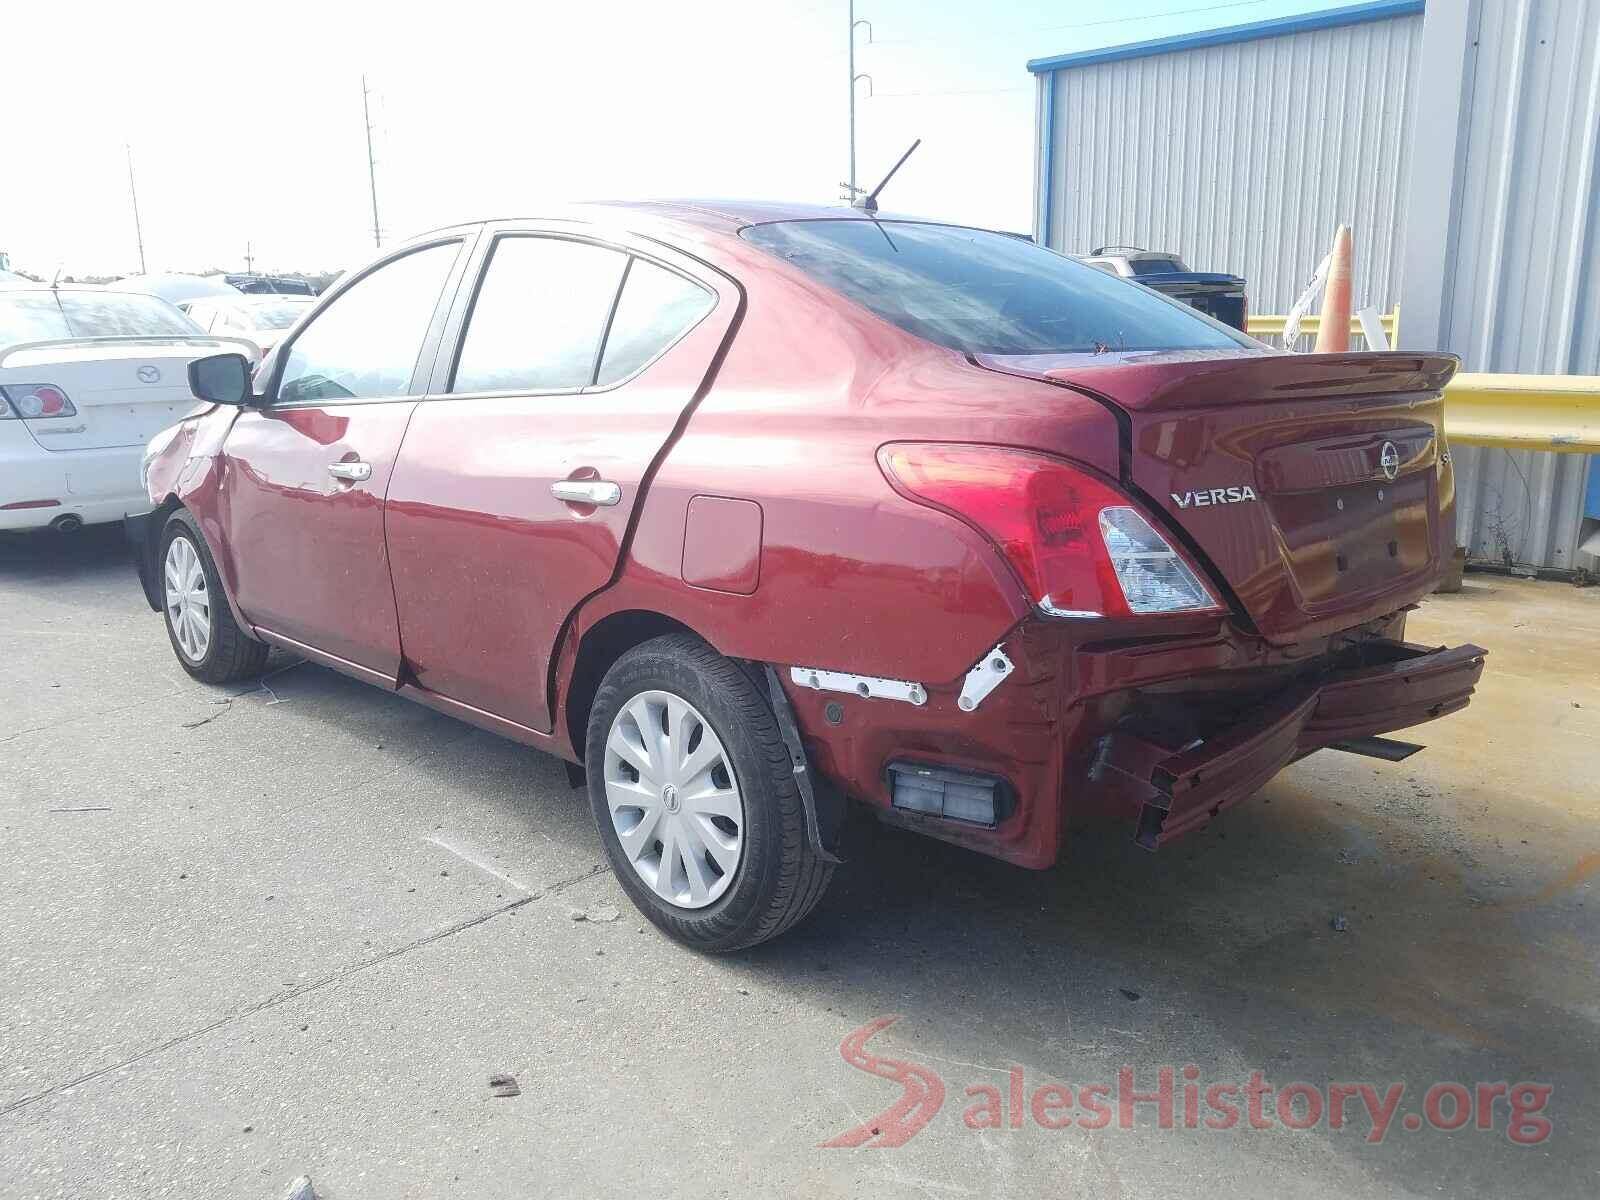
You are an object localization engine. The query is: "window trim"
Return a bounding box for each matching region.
[440,230,718,403]
[264,234,473,410]
[588,255,633,389]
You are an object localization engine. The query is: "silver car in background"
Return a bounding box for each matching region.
[178,295,315,355]
[0,288,258,532]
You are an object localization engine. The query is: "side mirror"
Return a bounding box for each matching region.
[188,353,252,406]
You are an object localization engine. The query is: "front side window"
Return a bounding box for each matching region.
[595,259,714,386]
[452,237,628,394]
[742,220,1252,355]
[277,241,459,405]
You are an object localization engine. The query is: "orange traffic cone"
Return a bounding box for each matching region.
[1314,225,1353,353]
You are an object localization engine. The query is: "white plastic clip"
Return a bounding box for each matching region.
[957,645,1014,712]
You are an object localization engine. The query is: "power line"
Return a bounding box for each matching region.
[869,85,1030,98]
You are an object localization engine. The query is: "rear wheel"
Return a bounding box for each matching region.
[585,634,833,952]
[159,511,268,684]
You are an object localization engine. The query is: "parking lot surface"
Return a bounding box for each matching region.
[3,526,1597,1198]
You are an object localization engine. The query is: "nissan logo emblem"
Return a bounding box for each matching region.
[137,365,162,384]
[1379,441,1399,481]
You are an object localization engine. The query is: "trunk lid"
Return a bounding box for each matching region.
[975,349,1459,642]
[0,337,256,452]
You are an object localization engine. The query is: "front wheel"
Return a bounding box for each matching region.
[159,511,269,684]
[585,634,833,952]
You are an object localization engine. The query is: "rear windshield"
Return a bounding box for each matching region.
[1127,257,1184,275]
[58,292,201,337]
[0,291,201,344]
[245,299,312,329]
[741,220,1251,355]
[0,293,71,343]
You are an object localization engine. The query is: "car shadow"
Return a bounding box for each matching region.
[0,523,130,577]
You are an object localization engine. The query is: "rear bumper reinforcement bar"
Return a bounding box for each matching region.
[1100,640,1487,848]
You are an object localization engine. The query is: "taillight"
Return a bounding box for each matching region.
[0,384,78,419]
[878,443,1220,619]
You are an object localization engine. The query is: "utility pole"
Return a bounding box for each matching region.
[846,2,872,199]
[362,75,381,248]
[245,241,254,273]
[125,144,147,274]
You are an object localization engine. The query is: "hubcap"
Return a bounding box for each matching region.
[163,535,211,663]
[603,690,744,909]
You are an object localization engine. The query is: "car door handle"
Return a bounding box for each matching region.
[550,479,622,506]
[328,461,372,482]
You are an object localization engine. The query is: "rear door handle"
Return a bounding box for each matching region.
[328,461,372,482]
[550,479,622,506]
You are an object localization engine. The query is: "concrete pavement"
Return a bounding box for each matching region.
[2,525,1596,1197]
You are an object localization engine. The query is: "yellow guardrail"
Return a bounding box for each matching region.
[1443,373,1600,453]
[1247,307,1400,343]
[1248,306,1598,451]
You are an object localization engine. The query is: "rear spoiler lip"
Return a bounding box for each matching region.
[1126,271,1246,287]
[0,334,262,370]
[976,349,1460,411]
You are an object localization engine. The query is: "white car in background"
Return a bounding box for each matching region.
[178,294,315,355]
[0,287,259,532]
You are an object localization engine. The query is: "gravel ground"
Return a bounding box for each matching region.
[3,525,1597,1199]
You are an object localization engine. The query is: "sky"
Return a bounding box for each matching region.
[4,0,1358,278]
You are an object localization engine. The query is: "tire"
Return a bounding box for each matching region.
[585,633,833,952]
[158,510,269,684]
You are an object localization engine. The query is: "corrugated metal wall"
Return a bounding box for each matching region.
[1437,0,1600,570]
[1039,12,1424,315]
[1033,0,1600,570]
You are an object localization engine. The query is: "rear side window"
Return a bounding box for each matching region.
[595,259,714,386]
[277,241,459,404]
[742,220,1252,355]
[452,237,628,393]
[183,301,216,330]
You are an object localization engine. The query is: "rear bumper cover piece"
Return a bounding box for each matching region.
[124,509,163,613]
[1096,640,1488,847]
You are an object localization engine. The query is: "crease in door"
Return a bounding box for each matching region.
[382,397,427,692]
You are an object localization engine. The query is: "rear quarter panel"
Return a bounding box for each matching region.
[571,233,1123,687]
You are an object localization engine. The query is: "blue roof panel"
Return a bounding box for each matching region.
[1026,0,1424,74]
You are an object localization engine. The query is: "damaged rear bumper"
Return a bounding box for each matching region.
[1094,640,1487,847]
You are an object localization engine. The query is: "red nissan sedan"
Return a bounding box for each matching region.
[127,202,1485,950]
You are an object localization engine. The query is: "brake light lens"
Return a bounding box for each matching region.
[0,384,78,419]
[879,443,1220,619]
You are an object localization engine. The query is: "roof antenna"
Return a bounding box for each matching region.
[853,138,921,214]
